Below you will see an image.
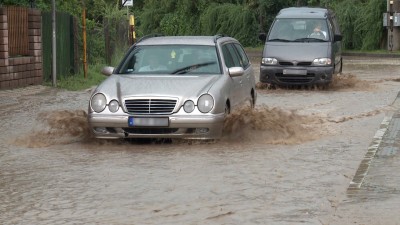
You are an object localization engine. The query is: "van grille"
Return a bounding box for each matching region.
[276,73,315,83]
[279,61,312,66]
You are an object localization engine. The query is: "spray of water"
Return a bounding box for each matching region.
[256,73,373,91]
[13,110,92,148]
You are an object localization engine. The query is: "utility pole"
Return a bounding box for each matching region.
[51,0,56,86]
[385,0,400,51]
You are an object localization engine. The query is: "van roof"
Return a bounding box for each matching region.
[276,7,329,19]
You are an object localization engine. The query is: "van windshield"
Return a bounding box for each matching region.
[268,18,330,42]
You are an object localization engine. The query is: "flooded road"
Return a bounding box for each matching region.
[1,56,400,224]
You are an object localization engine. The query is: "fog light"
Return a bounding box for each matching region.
[195,128,209,134]
[94,127,108,133]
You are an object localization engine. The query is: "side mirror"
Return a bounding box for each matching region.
[259,33,267,42]
[334,34,343,42]
[101,66,114,76]
[228,67,244,77]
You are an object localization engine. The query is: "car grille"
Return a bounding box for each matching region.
[123,128,179,134]
[125,98,177,114]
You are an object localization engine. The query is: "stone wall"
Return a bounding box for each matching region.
[0,7,43,90]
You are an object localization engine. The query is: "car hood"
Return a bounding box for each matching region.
[264,42,331,61]
[95,74,221,100]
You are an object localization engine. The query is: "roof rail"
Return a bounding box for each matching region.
[213,34,227,43]
[137,34,164,43]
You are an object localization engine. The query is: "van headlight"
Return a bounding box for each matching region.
[261,57,278,65]
[91,93,107,113]
[313,58,332,66]
[198,94,214,113]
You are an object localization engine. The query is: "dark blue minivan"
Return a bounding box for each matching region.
[259,7,343,86]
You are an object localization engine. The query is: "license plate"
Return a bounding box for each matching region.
[283,69,307,75]
[128,117,169,127]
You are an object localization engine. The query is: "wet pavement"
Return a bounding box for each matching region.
[332,93,400,225]
[1,56,400,224]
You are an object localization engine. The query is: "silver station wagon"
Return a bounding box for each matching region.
[88,35,257,140]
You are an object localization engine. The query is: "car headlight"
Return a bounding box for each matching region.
[108,100,119,113]
[312,58,332,66]
[197,94,214,113]
[183,100,195,113]
[91,93,107,113]
[261,57,278,65]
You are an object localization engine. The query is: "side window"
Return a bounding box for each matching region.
[330,15,341,35]
[222,43,243,68]
[221,44,235,68]
[233,43,250,68]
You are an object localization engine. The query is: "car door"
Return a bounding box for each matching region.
[232,43,254,105]
[221,43,245,108]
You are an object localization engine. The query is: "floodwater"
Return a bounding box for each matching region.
[1,56,400,224]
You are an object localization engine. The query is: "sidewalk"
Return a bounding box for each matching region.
[332,93,400,224]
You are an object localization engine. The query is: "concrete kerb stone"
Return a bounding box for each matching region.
[347,91,400,191]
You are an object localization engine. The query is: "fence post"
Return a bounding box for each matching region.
[82,8,87,79]
[51,0,56,86]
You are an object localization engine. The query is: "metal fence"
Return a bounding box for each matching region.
[42,11,77,80]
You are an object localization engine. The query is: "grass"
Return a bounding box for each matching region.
[45,64,108,91]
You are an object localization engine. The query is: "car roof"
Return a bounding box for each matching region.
[136,35,237,46]
[276,7,329,19]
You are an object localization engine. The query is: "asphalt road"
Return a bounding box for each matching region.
[1,56,400,224]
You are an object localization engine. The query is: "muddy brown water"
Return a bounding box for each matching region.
[1,56,400,224]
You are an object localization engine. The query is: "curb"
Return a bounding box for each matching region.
[348,91,400,191]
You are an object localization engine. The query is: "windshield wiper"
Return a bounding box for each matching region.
[293,37,327,42]
[172,62,216,74]
[268,38,292,42]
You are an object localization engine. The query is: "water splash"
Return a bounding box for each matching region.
[256,73,373,91]
[13,110,93,148]
[222,106,323,144]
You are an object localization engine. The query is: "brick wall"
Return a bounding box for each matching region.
[0,7,43,90]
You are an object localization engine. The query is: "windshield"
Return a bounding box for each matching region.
[117,45,221,75]
[268,18,330,42]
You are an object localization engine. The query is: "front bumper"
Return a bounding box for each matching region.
[88,113,225,140]
[260,65,334,85]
